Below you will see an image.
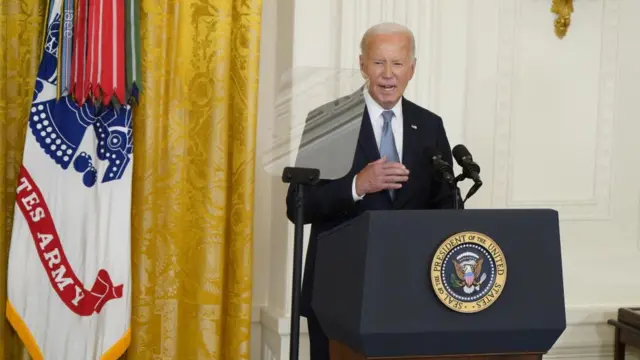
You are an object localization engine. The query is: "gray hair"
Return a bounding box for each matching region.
[360,22,416,59]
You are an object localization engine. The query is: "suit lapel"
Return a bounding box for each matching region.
[357,108,380,163]
[393,98,419,208]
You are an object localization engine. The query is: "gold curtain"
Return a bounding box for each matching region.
[0,0,262,359]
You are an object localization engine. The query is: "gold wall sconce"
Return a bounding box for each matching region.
[552,0,574,39]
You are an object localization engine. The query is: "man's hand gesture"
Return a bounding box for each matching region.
[355,157,409,197]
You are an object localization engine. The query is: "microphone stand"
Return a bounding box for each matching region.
[281,166,320,360]
[452,173,482,206]
[451,174,465,210]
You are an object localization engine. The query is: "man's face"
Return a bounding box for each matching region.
[360,32,416,109]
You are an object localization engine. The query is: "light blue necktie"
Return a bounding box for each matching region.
[379,110,400,200]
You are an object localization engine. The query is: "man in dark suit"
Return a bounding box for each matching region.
[286,22,458,360]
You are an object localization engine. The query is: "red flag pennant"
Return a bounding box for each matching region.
[100,0,114,105]
[114,0,126,105]
[99,0,126,106]
[71,0,89,105]
[85,0,99,102]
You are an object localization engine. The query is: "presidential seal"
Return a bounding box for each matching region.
[430,231,507,313]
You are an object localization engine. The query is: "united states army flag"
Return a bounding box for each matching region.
[5,0,133,358]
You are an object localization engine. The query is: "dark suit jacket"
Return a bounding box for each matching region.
[285,94,458,318]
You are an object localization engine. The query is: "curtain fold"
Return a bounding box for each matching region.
[0,0,262,358]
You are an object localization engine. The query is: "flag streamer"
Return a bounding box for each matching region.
[125,0,141,102]
[71,0,89,105]
[69,0,141,107]
[58,0,75,97]
[85,0,98,101]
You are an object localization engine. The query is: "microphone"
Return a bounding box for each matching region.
[424,147,454,184]
[424,147,461,209]
[452,144,482,202]
[452,144,482,185]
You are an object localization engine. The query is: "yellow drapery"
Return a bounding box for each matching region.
[0,0,262,359]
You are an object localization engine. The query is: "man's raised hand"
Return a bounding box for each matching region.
[355,157,409,197]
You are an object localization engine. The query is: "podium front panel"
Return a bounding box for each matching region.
[312,209,566,357]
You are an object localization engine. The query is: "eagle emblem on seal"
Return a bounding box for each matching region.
[451,252,488,294]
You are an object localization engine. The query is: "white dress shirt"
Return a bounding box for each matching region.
[351,87,404,201]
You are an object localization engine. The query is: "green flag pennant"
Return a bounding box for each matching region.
[125,0,142,104]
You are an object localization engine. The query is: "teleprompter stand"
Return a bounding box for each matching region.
[281,166,320,360]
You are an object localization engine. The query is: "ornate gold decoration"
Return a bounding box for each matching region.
[551,0,574,39]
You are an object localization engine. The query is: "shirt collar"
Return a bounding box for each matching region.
[363,86,403,120]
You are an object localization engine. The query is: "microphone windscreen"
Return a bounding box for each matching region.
[452,144,471,165]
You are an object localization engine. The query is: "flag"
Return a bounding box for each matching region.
[6,0,134,358]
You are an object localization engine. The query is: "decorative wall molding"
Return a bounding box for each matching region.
[491,0,620,221]
[336,0,443,112]
[258,305,309,336]
[638,194,640,251]
[253,304,639,360]
[255,305,309,360]
[334,0,477,151]
[490,0,519,212]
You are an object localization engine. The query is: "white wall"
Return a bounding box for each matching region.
[251,1,640,359]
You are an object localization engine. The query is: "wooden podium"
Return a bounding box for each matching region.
[329,340,542,360]
[311,210,566,360]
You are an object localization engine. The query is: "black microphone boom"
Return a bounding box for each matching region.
[423,147,454,184]
[423,147,461,209]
